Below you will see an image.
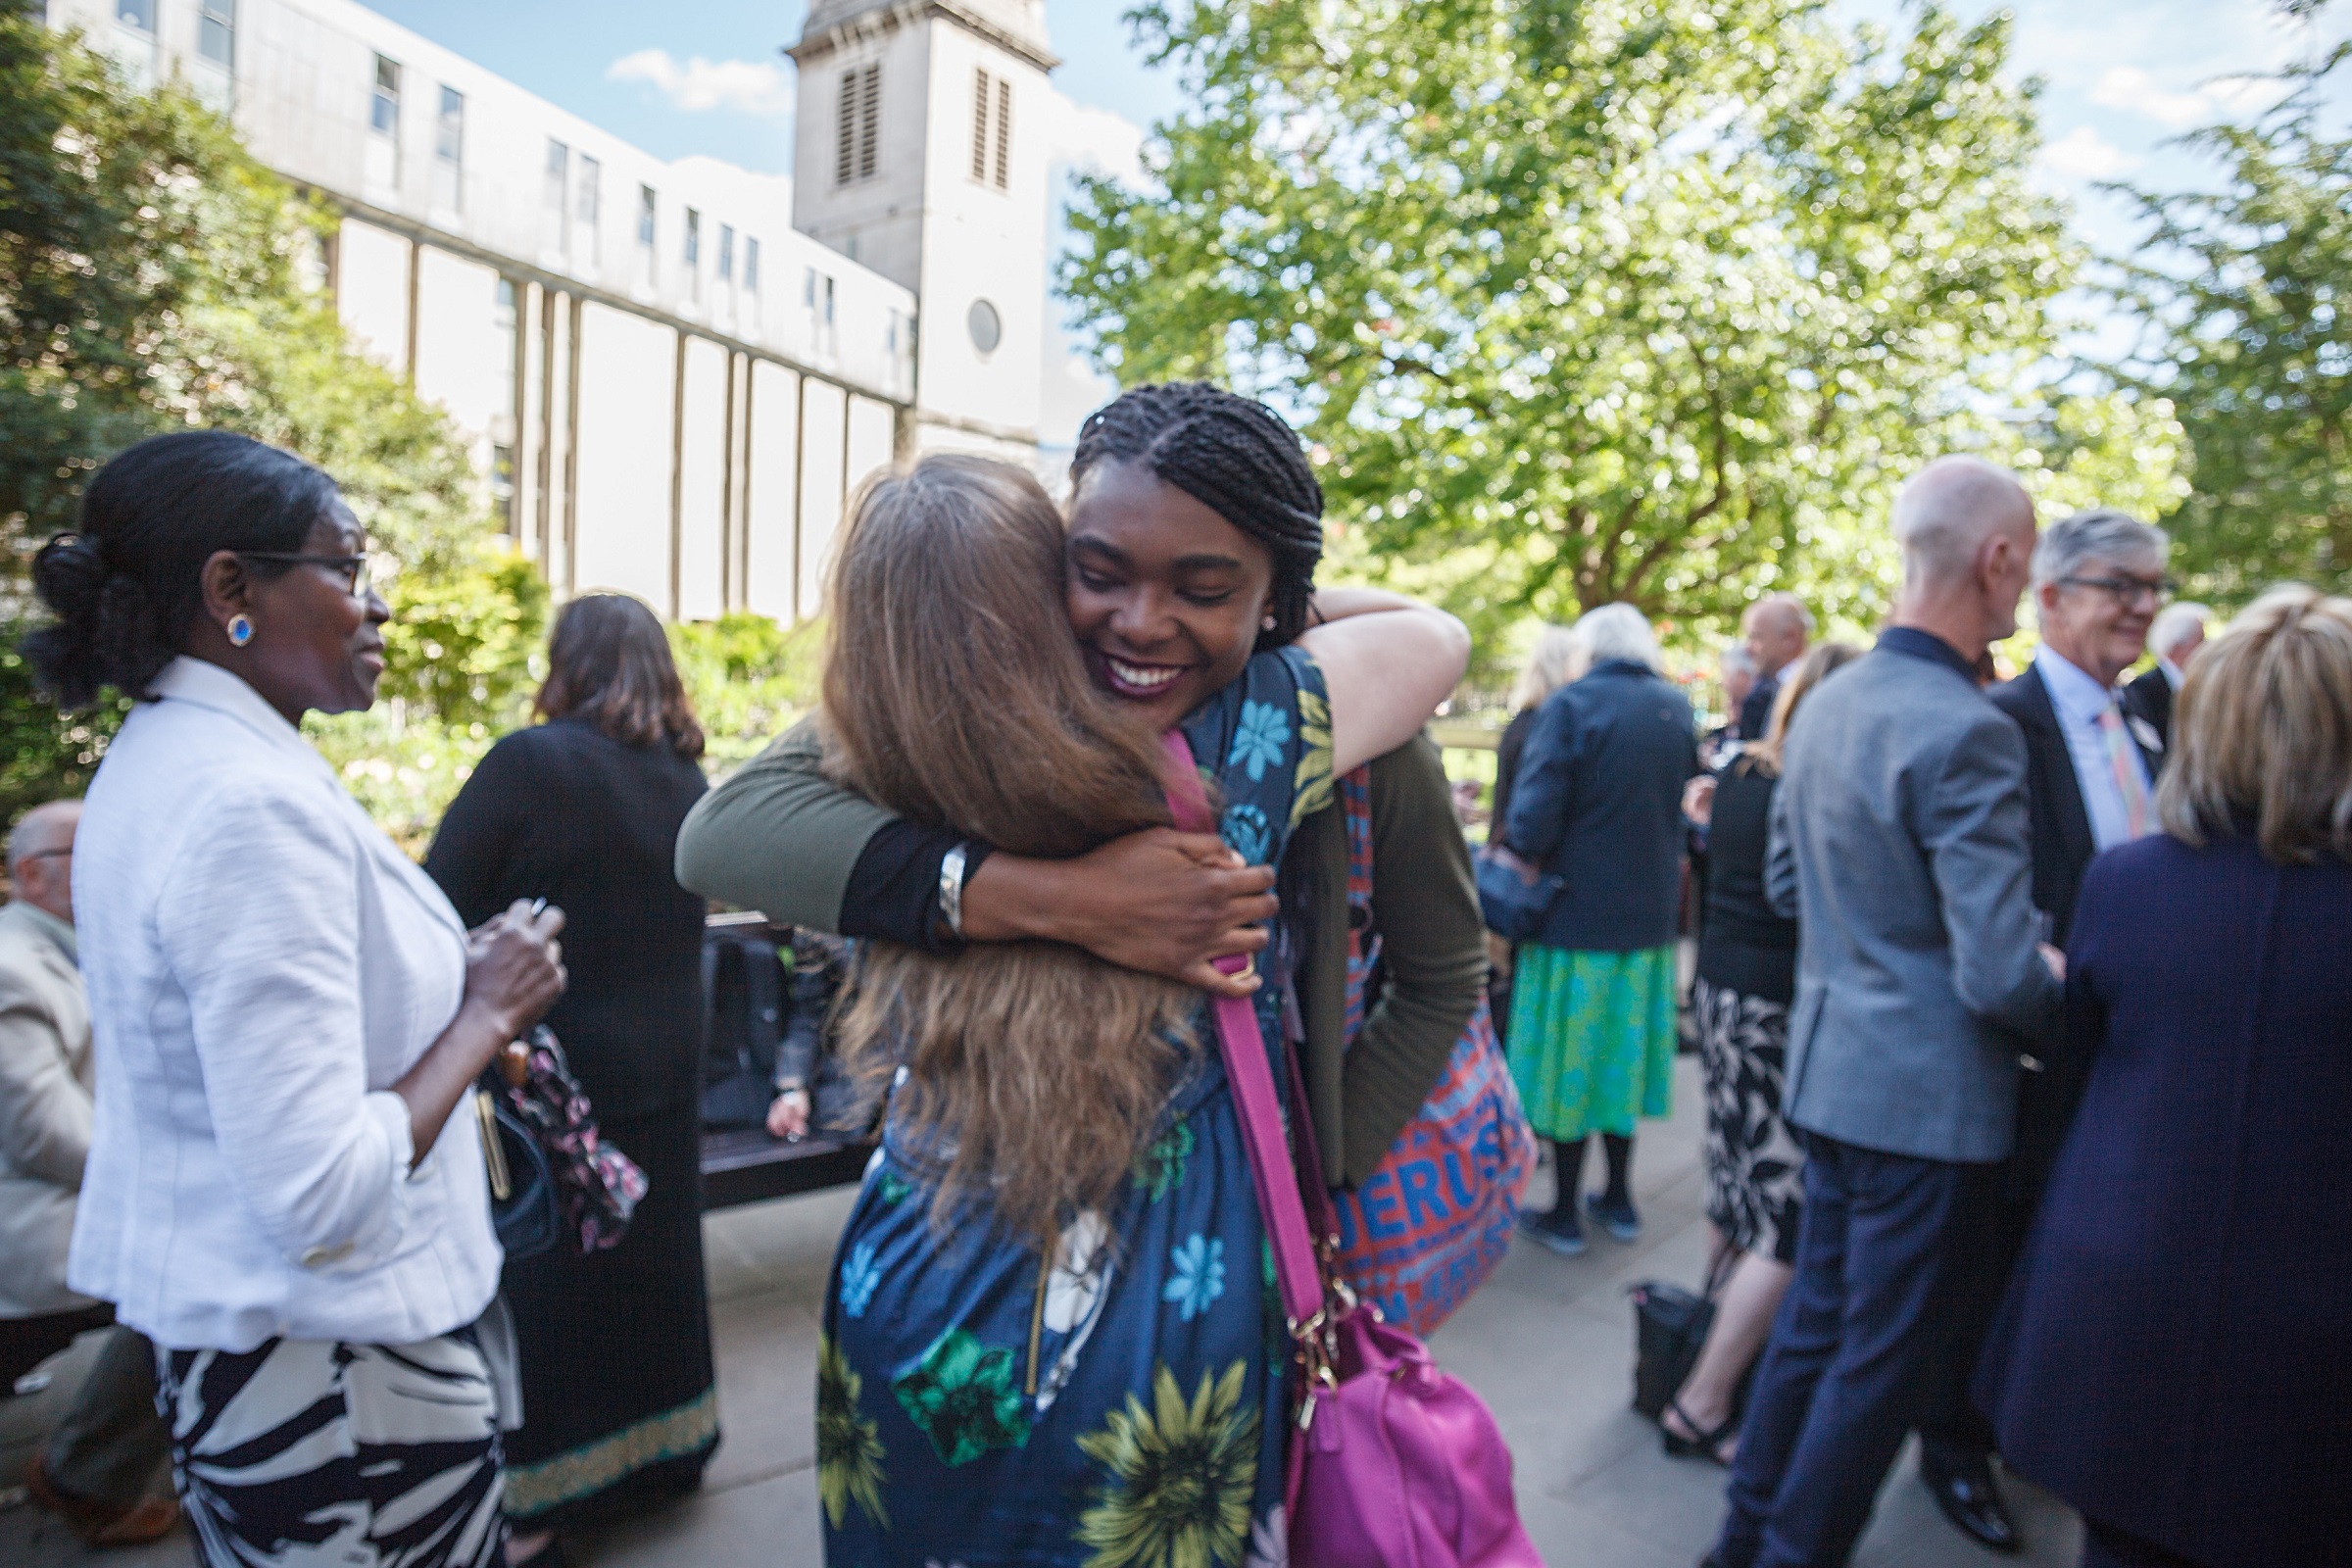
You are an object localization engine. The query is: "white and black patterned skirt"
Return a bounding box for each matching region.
[156,1331,506,1568]
[1691,976,1807,1264]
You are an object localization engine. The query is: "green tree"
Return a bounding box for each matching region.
[2110,45,2351,601]
[1,12,538,829]
[1062,0,2181,644]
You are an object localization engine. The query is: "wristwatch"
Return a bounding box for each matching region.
[939,842,972,940]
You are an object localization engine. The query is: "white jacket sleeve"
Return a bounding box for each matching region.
[157,780,416,1271]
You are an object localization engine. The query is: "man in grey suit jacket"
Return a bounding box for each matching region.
[1704,458,2063,1568]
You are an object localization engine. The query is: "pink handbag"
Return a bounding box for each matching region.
[1163,733,1544,1568]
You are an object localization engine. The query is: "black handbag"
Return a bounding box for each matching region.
[478,1026,647,1259]
[1475,850,1564,942]
[476,1084,560,1261]
[1628,1250,1745,1422]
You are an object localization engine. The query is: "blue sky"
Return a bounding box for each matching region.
[365,0,2350,443]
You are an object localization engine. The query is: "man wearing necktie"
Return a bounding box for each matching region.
[1916,508,2172,1556]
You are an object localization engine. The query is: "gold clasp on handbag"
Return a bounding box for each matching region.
[476,1090,513,1200]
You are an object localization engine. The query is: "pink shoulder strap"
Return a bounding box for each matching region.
[1159,730,1329,1334]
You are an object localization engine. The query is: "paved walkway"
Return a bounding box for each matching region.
[2,1055,2081,1566]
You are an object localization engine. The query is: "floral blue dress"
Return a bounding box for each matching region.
[819,648,1333,1568]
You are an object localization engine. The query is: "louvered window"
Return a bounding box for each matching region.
[973,68,1011,190]
[835,63,880,186]
[972,68,991,181]
[994,76,1011,188]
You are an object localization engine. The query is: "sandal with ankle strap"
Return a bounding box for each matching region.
[1659,1397,1740,1466]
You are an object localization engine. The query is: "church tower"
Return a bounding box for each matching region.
[788,1,1056,463]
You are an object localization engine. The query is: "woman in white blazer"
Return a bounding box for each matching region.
[24,430,567,1568]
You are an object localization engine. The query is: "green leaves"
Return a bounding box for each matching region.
[2108,44,2351,602]
[1062,0,2176,642]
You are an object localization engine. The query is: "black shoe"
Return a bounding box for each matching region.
[1921,1452,2021,1555]
[1659,1397,1738,1466]
[1517,1206,1588,1257]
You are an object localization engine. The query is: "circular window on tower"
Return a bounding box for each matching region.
[967,298,1003,357]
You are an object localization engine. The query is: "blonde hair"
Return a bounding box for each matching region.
[1509,625,1580,711]
[820,455,1197,1243]
[2156,584,2352,865]
[1745,640,1865,778]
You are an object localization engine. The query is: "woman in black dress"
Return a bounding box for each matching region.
[425,594,714,1564]
[1662,639,1858,1463]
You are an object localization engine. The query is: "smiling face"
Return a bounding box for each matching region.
[223,503,391,721]
[1064,459,1275,732]
[2037,552,2164,687]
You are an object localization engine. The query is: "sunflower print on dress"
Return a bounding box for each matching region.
[1075,1360,1260,1568]
[818,1333,890,1530]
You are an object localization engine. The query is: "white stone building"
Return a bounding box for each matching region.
[43,0,1056,621]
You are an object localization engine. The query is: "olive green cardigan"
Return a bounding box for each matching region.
[675,720,1484,1186]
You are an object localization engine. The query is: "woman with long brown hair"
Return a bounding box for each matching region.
[424,594,714,1564]
[807,449,1465,1565]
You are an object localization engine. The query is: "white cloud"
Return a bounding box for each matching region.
[2040,125,2141,180]
[1042,89,1149,186]
[608,49,795,117]
[2087,64,2285,130]
[2088,66,2214,129]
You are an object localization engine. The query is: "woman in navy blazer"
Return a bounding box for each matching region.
[1980,585,2352,1568]
[1497,603,1697,1254]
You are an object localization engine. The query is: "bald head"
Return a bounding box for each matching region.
[1892,457,2035,588]
[7,799,81,924]
[1888,456,2039,660]
[1741,593,1814,674]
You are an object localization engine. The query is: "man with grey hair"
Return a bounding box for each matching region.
[1702,456,2060,1568]
[1,801,177,1545]
[1910,508,2171,1551]
[2122,598,2211,752]
[1738,593,1815,740]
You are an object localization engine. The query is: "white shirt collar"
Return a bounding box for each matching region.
[2158,657,2185,691]
[148,657,316,760]
[2034,644,2119,726]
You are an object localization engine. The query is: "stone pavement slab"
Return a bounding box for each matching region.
[2,1057,2082,1567]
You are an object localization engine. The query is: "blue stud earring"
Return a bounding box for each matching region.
[227,613,254,647]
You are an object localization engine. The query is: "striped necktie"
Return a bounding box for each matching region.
[2095,704,2153,840]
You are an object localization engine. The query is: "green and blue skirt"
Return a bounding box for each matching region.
[1505,943,1677,1141]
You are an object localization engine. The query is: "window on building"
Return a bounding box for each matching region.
[432,86,465,210]
[370,55,400,135]
[718,223,734,285]
[971,68,1011,190]
[834,63,879,186]
[744,237,760,296]
[804,267,836,326]
[576,155,601,224]
[197,0,234,66]
[543,140,566,255]
[635,185,657,285]
[117,0,156,33]
[995,75,1011,188]
[490,443,515,507]
[683,208,701,299]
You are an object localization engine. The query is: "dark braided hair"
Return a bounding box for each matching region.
[24,431,339,708]
[1069,382,1324,651]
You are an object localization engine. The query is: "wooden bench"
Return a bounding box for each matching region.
[698,1127,873,1211]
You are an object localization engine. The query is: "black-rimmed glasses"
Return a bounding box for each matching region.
[2058,573,2174,610]
[238,552,371,598]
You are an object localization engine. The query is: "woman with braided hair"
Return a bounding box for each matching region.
[679,386,1484,1563]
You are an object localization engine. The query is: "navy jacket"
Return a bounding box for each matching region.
[1501,660,1697,953]
[1981,834,2352,1568]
